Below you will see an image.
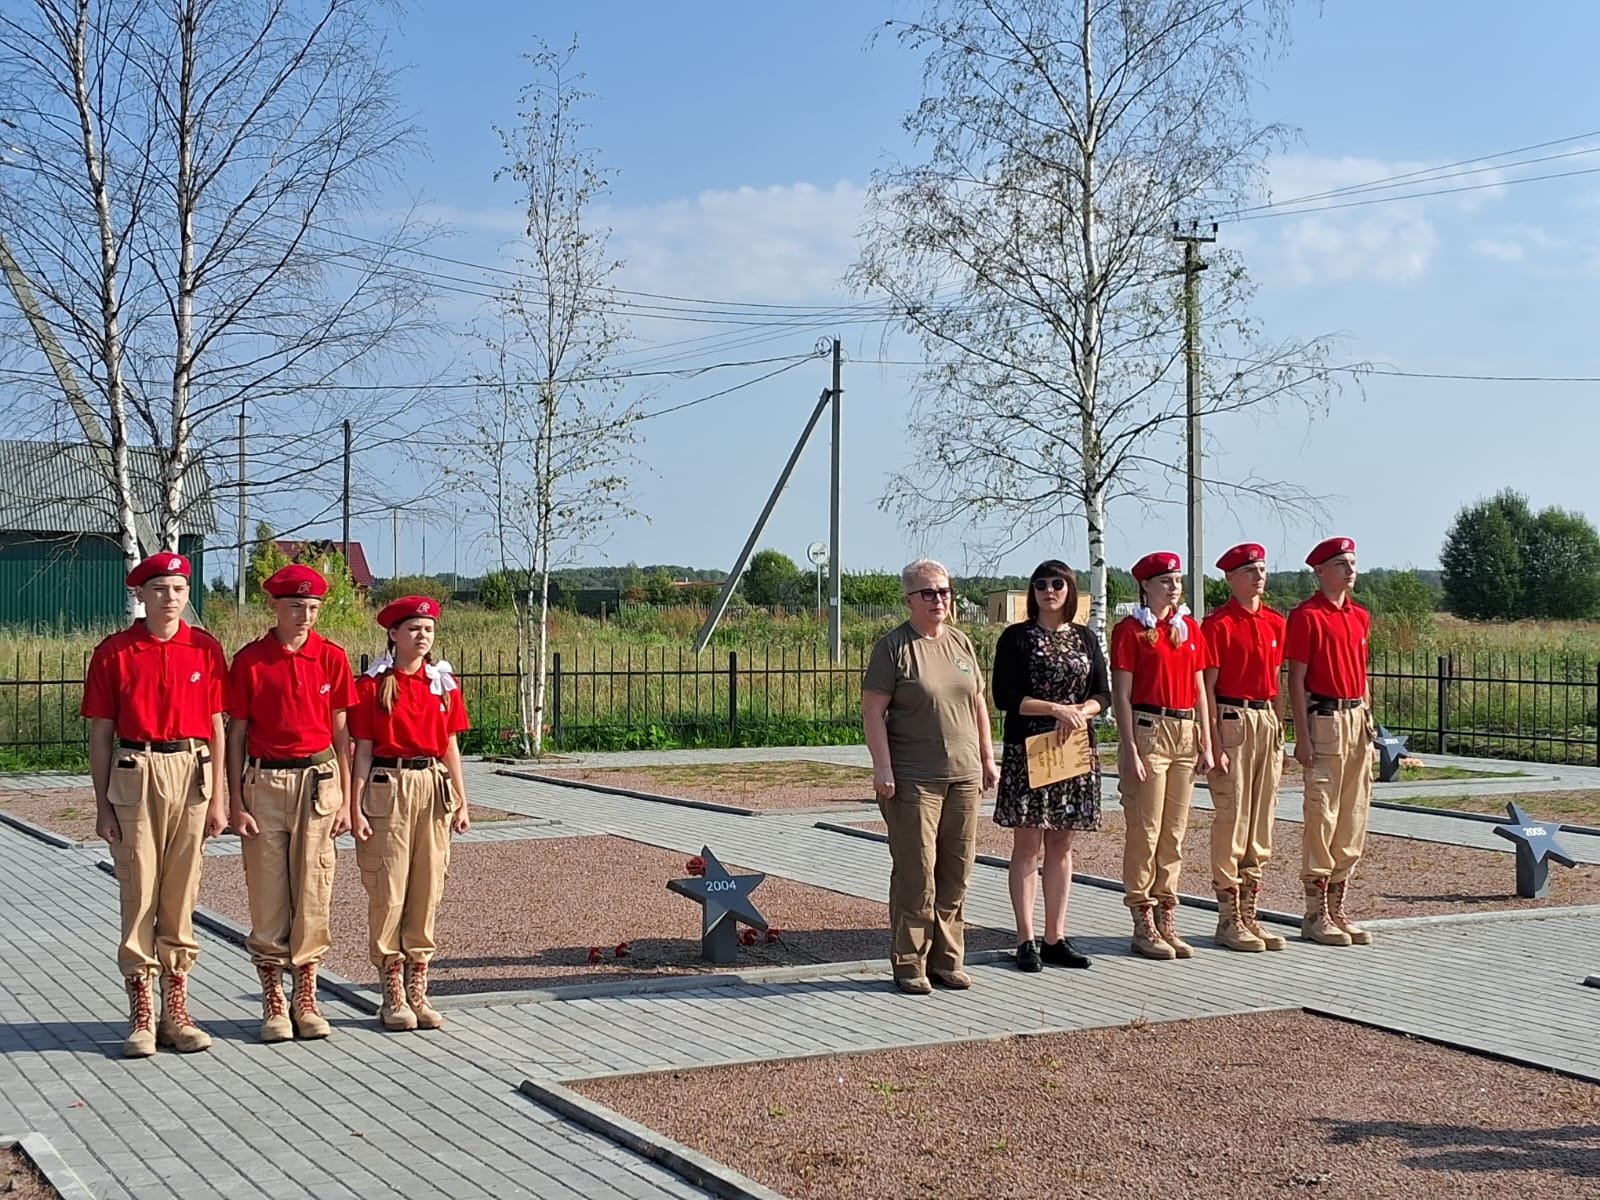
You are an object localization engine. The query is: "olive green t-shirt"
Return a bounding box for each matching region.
[862,621,984,782]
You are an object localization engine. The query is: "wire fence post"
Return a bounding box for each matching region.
[728,650,738,742]
[1436,654,1449,754]
[551,652,563,747]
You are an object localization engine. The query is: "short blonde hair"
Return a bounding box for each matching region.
[901,558,950,592]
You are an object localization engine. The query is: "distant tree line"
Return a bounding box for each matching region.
[1440,490,1600,620]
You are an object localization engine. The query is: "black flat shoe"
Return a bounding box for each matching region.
[1016,939,1043,973]
[1040,938,1091,969]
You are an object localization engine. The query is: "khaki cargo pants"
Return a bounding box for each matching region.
[240,756,341,969]
[879,777,982,980]
[1208,706,1285,890]
[1301,705,1374,884]
[108,743,212,978]
[355,763,456,968]
[1120,713,1196,909]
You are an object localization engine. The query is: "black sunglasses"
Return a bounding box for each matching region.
[908,587,952,602]
[1031,577,1068,592]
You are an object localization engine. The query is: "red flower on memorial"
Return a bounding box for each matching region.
[738,928,758,946]
[614,941,630,959]
[765,929,783,944]
[586,946,603,965]
[686,856,707,877]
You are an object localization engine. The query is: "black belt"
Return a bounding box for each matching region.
[1132,704,1194,721]
[118,738,195,754]
[1309,695,1364,712]
[371,756,438,771]
[249,747,335,771]
[1214,697,1270,710]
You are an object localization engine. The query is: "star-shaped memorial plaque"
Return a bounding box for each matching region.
[1494,802,1578,898]
[1373,725,1409,783]
[667,846,768,963]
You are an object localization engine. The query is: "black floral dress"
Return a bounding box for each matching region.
[993,623,1106,831]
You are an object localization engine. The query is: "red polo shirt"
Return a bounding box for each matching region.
[1285,592,1370,700]
[1203,599,1287,701]
[80,621,229,741]
[348,667,469,759]
[229,629,357,758]
[1111,615,1206,709]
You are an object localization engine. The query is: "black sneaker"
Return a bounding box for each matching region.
[1016,939,1043,973]
[1040,938,1092,969]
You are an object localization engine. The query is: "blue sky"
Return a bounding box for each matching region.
[337,0,1600,582]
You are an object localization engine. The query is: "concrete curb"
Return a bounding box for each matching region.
[90,858,379,1015]
[427,948,1014,1009]
[516,1078,794,1200]
[497,769,760,817]
[0,808,78,849]
[0,1133,98,1200]
[1302,1006,1600,1086]
[811,820,1305,929]
[1363,903,1600,931]
[1369,798,1600,838]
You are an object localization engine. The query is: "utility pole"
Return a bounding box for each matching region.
[392,509,400,581]
[828,338,843,663]
[235,406,247,606]
[1173,221,1216,618]
[341,419,352,557]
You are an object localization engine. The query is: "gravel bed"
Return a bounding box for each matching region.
[576,1009,1600,1200]
[846,806,1600,919]
[0,1147,58,1200]
[197,834,1013,994]
[0,788,521,844]
[539,761,876,811]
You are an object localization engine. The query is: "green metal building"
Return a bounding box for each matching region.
[0,441,215,630]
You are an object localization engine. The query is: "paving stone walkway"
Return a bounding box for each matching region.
[3,752,1599,1200]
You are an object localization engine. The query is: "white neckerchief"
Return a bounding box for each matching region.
[1131,604,1191,644]
[363,649,459,696]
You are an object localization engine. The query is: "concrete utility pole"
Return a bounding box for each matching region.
[828,338,843,663]
[235,406,247,607]
[1173,221,1217,618]
[391,509,400,581]
[341,419,352,557]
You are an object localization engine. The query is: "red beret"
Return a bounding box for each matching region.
[376,594,440,627]
[1131,551,1182,582]
[1216,543,1266,573]
[126,553,190,588]
[264,564,328,598]
[1306,537,1356,567]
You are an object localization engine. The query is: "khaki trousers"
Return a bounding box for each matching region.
[107,745,211,977]
[1301,706,1373,883]
[879,777,981,979]
[1120,713,1196,909]
[355,764,455,968]
[241,760,341,968]
[1208,706,1284,890]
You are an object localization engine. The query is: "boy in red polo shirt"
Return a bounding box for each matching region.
[228,564,357,1043]
[1110,552,1212,960]
[349,596,471,1031]
[1286,536,1374,947]
[81,553,229,1058]
[1203,543,1288,953]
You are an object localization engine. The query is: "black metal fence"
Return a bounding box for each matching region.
[5,646,1599,766]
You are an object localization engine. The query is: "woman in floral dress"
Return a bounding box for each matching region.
[991,560,1110,972]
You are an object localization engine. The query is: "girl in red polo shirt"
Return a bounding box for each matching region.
[350,596,471,1031]
[1109,552,1213,961]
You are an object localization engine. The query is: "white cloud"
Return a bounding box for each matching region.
[1471,237,1524,262]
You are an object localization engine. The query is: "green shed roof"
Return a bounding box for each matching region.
[0,440,216,536]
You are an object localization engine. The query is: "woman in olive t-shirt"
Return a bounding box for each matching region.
[862,558,999,995]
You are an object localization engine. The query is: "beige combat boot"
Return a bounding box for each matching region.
[122,973,157,1059]
[291,964,331,1040]
[1130,906,1176,960]
[256,963,293,1043]
[157,973,212,1053]
[379,957,417,1031]
[1327,879,1374,946]
[1156,899,1195,959]
[405,961,444,1031]
[1240,880,1287,951]
[1302,880,1353,946]
[1215,887,1266,952]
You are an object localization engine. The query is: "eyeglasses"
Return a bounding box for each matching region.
[1032,578,1068,592]
[907,587,952,603]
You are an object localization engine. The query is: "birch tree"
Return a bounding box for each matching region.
[0,0,432,590]
[450,41,643,756]
[851,0,1340,634]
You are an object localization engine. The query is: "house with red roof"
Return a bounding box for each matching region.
[275,540,375,594]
